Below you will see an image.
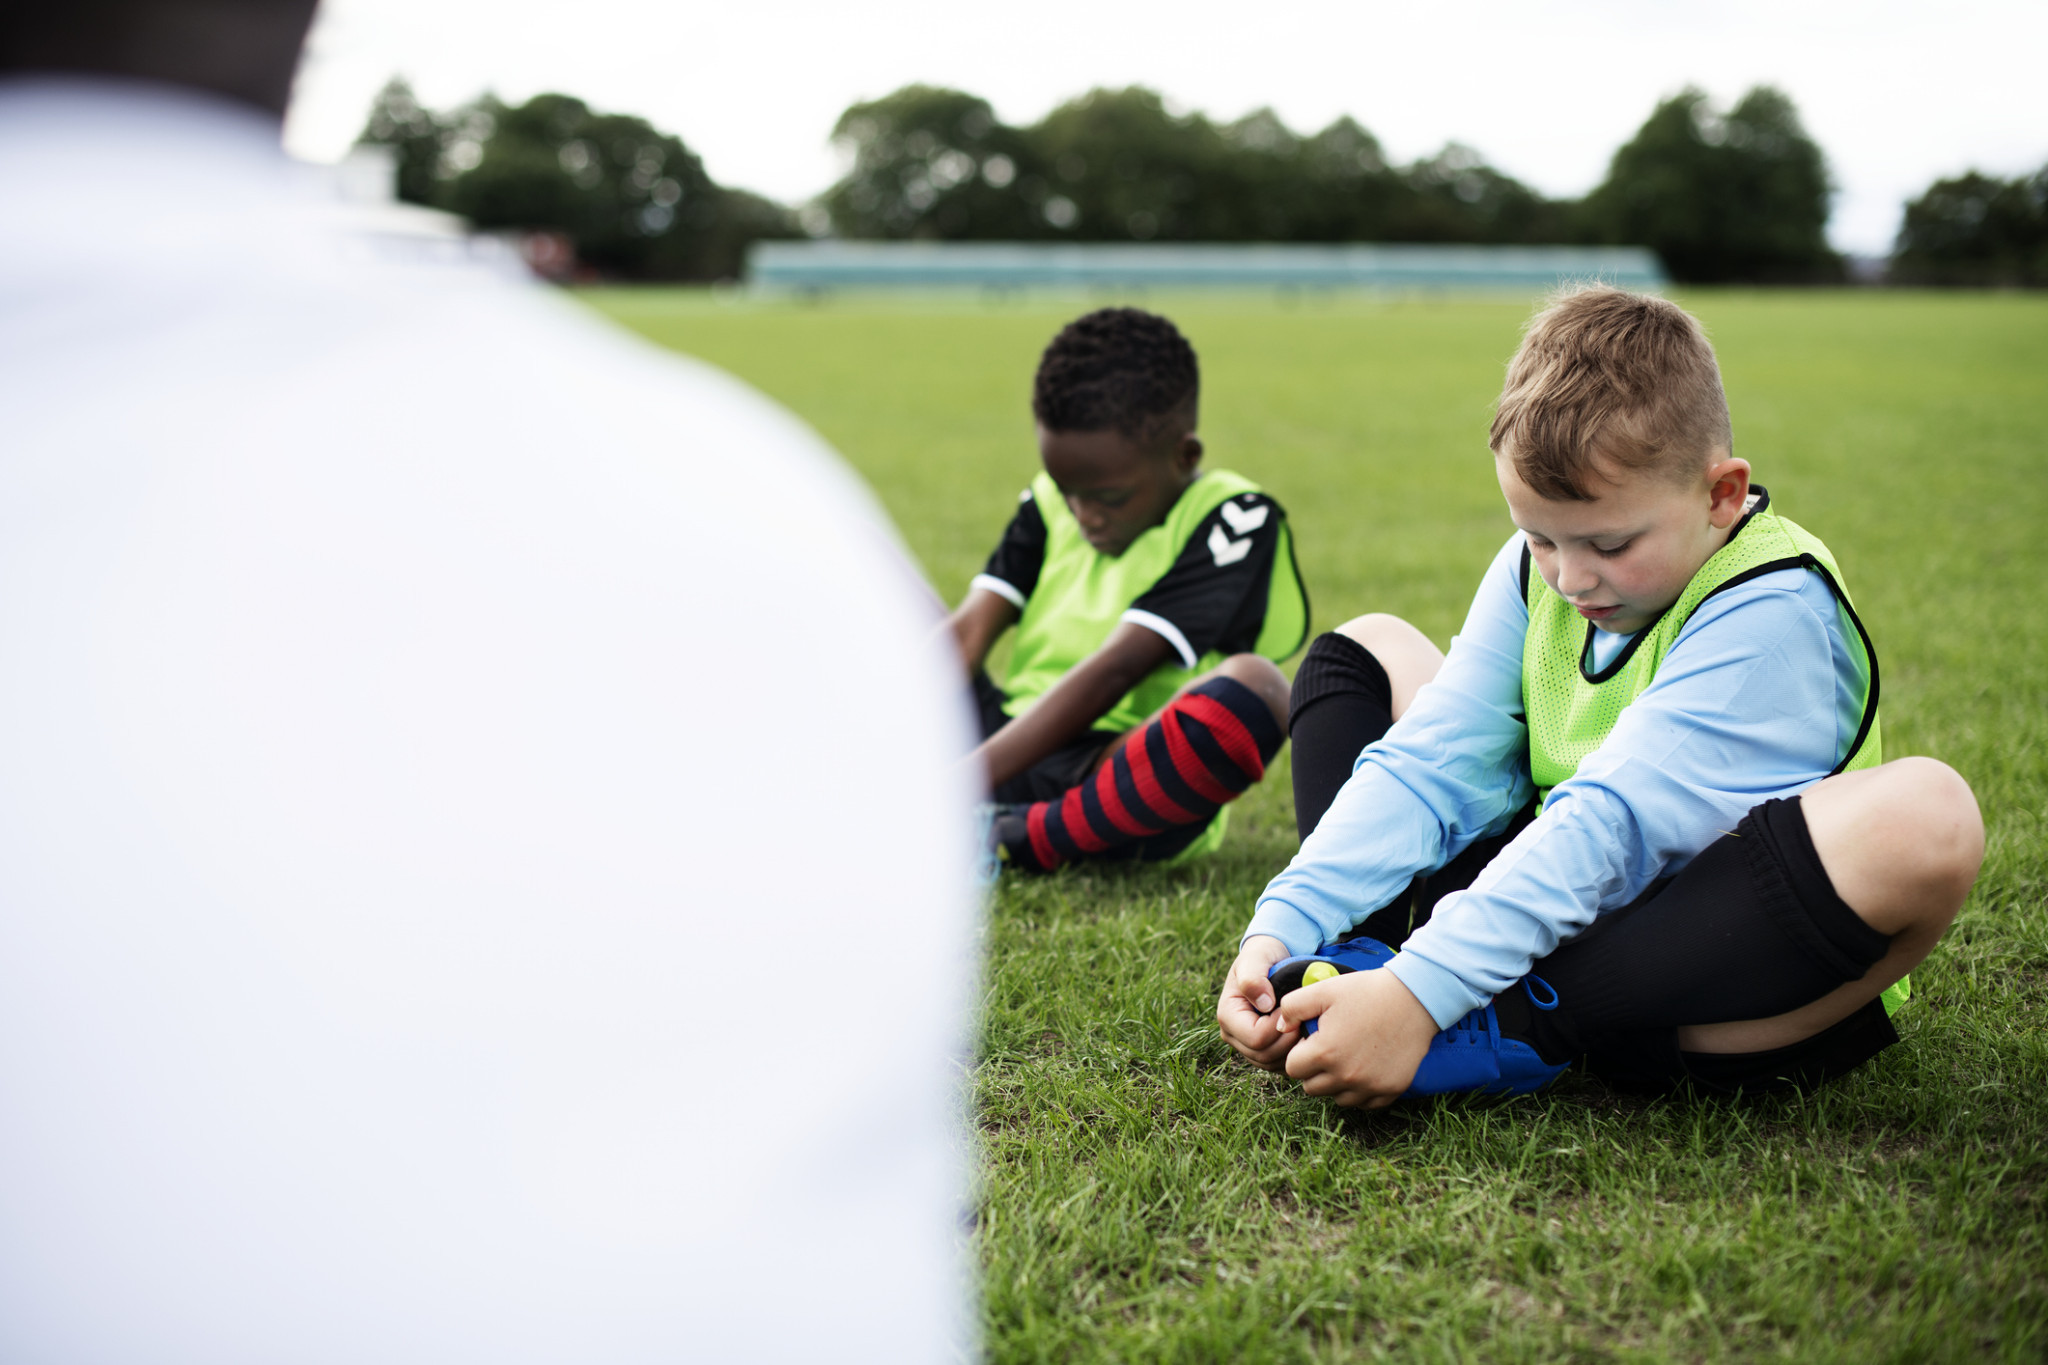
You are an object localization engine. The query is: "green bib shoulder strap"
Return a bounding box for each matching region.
[1521,488,1882,804]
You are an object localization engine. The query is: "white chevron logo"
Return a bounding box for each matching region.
[1208,522,1252,566]
[1219,499,1269,535]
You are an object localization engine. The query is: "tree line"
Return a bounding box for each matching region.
[823,85,1844,285]
[360,79,2045,288]
[1891,167,2048,287]
[360,80,797,281]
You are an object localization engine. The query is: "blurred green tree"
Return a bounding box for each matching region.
[1025,87,1246,240]
[1889,167,2047,286]
[356,80,795,281]
[359,78,469,206]
[1397,143,1582,244]
[819,85,1572,245]
[1583,86,1840,283]
[821,86,1045,239]
[1280,116,1402,239]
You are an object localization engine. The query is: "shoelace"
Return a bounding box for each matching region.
[1440,975,1559,1048]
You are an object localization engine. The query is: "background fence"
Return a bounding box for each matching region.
[747,241,1668,294]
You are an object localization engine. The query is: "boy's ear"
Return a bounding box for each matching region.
[1705,455,1752,529]
[1177,433,1204,473]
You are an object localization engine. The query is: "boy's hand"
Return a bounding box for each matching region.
[1279,968,1438,1109]
[1216,935,1296,1069]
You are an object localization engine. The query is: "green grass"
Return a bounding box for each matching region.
[583,287,2048,1361]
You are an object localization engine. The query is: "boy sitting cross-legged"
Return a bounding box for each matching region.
[1217,286,1983,1103]
[953,308,1310,872]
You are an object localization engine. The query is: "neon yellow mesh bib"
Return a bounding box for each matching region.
[1002,468,1308,732]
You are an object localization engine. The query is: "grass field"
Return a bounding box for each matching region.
[586,288,2048,1362]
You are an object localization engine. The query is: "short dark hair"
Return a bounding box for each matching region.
[0,0,320,118]
[1031,307,1199,445]
[1490,286,1733,502]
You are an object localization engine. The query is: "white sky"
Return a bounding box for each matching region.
[284,0,2048,257]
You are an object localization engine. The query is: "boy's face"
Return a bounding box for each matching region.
[1497,450,1752,635]
[1038,424,1201,557]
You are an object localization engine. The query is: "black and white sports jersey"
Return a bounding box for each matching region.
[974,487,1049,606]
[1127,491,1289,664]
[972,483,1294,669]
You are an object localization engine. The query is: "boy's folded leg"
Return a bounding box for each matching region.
[995,675,1284,872]
[988,732,1121,806]
[1288,632,1396,841]
[1283,629,1420,947]
[1506,793,1899,1092]
[1583,997,1899,1096]
[1287,630,1538,946]
[1264,915,1891,1103]
[1273,792,1898,1101]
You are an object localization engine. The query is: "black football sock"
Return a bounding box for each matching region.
[1288,632,1395,841]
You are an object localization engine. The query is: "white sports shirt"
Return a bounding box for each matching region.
[0,77,977,1364]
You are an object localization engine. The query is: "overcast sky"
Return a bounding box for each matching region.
[284,0,2046,257]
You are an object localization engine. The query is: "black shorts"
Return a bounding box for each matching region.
[972,673,1215,863]
[1352,803,1899,1098]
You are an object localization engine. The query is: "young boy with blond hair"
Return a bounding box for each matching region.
[1217,286,1982,1103]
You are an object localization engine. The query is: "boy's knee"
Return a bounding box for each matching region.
[1329,613,1443,720]
[1805,757,1984,932]
[1889,757,1985,899]
[1211,653,1289,730]
[1334,612,1417,653]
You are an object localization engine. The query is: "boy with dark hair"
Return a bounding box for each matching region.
[954,307,1310,871]
[1217,286,1982,1103]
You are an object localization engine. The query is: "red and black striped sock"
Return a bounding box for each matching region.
[1021,676,1284,870]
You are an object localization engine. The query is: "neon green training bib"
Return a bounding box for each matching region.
[1002,468,1308,732]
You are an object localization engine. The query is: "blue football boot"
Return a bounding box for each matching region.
[1405,977,1567,1096]
[1267,941,1568,1097]
[1265,937,1398,1034]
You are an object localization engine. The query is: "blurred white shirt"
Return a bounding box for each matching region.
[0,76,976,1364]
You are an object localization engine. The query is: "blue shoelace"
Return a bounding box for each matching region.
[1439,974,1558,1047]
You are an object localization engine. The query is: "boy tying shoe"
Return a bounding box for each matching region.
[1216,287,1982,1102]
[954,308,1309,871]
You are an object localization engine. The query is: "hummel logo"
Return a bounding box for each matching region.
[1219,499,1269,535]
[1208,523,1252,566]
[1209,499,1266,565]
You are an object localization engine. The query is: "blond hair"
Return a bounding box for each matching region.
[1490,286,1733,502]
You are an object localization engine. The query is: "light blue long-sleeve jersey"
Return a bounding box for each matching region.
[1247,531,1868,1029]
